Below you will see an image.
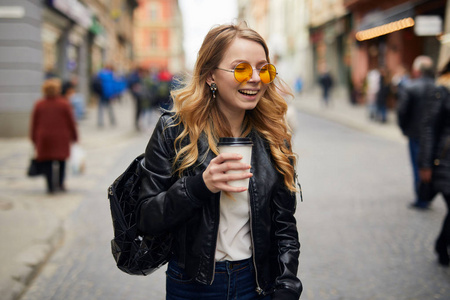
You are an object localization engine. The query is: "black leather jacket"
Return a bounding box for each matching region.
[137,113,302,299]
[419,85,450,194]
[397,76,436,139]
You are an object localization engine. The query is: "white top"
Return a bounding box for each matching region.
[215,191,252,261]
[366,69,381,103]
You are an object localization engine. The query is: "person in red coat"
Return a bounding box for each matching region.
[30,78,78,193]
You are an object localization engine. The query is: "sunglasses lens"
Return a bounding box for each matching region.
[259,64,277,83]
[234,63,253,82]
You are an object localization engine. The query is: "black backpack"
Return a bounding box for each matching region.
[108,154,172,275]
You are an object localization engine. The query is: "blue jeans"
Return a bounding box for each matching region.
[166,258,271,300]
[97,97,116,127]
[377,104,387,122]
[408,138,420,195]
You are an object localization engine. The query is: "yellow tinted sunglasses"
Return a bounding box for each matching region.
[216,62,277,84]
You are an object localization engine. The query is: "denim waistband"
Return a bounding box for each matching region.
[214,257,253,273]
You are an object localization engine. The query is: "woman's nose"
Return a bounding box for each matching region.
[248,68,260,83]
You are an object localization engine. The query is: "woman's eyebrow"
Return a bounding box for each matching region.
[256,60,268,66]
[229,59,246,65]
[228,60,268,66]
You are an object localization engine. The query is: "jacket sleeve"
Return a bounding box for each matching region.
[65,101,78,143]
[419,86,445,168]
[137,114,214,236]
[30,102,38,145]
[271,183,302,300]
[397,85,411,135]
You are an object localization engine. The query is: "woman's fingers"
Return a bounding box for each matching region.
[209,153,250,174]
[211,153,242,164]
[210,160,251,173]
[203,153,252,193]
[209,172,253,193]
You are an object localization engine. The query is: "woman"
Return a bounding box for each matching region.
[137,23,302,299]
[30,78,78,193]
[419,60,450,267]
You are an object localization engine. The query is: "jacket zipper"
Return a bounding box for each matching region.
[248,179,264,295]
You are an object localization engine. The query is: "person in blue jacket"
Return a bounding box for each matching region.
[96,64,118,127]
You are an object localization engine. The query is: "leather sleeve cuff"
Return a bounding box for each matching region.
[185,172,215,206]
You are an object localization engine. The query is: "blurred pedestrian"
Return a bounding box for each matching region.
[294,76,303,95]
[128,66,145,130]
[136,23,302,299]
[397,55,436,209]
[376,67,390,123]
[62,78,85,121]
[346,68,357,105]
[419,59,450,266]
[95,64,118,127]
[156,67,173,110]
[30,78,78,194]
[365,67,381,120]
[318,66,333,106]
[138,68,160,128]
[391,65,409,103]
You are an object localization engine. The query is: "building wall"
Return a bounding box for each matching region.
[309,0,347,28]
[438,0,450,70]
[0,0,43,137]
[133,0,184,73]
[238,0,269,40]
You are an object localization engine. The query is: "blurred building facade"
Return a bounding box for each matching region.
[238,0,313,90]
[345,0,447,104]
[237,0,350,92]
[0,0,137,137]
[133,0,184,73]
[439,0,450,71]
[238,0,448,108]
[307,0,351,91]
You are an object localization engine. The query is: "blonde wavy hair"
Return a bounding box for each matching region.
[170,22,297,192]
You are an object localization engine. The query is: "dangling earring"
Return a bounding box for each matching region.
[210,83,217,99]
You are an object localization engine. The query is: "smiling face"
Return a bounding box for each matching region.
[209,37,269,122]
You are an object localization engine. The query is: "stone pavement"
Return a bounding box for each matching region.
[0,87,407,300]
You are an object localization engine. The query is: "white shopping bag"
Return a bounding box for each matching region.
[69,144,86,175]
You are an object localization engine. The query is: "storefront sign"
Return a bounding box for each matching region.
[90,17,104,35]
[48,0,92,29]
[414,15,442,36]
[356,17,415,41]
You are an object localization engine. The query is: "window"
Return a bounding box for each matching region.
[150,32,158,49]
[148,2,160,20]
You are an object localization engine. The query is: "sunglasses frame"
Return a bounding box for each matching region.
[216,62,278,84]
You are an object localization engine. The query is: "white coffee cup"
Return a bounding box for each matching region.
[217,137,253,190]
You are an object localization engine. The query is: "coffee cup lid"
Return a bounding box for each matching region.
[218,137,253,146]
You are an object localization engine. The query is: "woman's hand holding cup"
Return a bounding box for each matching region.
[203,153,252,193]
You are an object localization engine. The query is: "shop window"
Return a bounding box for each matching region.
[41,23,61,74]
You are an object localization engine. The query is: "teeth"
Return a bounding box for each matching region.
[239,90,258,95]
